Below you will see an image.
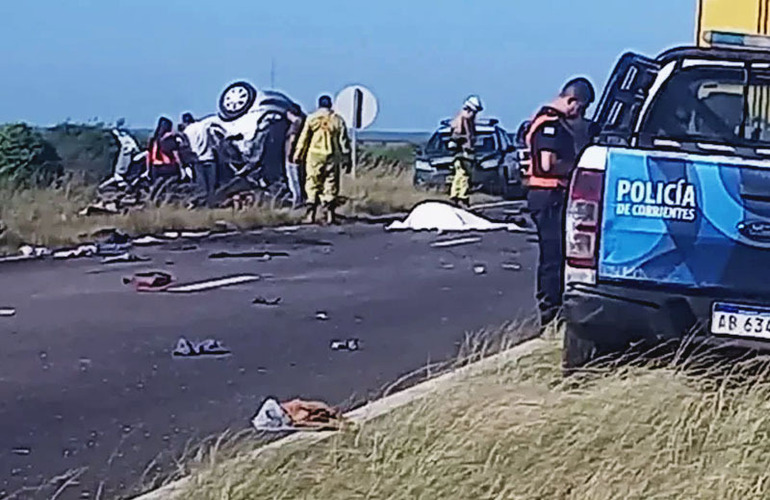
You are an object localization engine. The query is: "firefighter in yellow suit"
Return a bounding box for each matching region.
[448,95,483,207]
[292,95,351,225]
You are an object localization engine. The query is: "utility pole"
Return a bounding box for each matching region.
[270,58,275,89]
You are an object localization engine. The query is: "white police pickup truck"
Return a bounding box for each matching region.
[563,31,770,369]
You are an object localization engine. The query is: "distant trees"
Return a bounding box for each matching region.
[0,123,62,187]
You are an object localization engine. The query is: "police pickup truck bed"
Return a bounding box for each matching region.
[562,32,770,369]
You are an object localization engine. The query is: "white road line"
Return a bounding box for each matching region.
[430,237,482,248]
[167,275,261,293]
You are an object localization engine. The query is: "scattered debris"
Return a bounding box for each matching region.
[92,228,130,245]
[208,250,289,260]
[252,398,345,432]
[11,447,30,456]
[123,271,174,292]
[172,337,231,358]
[132,236,166,246]
[180,230,212,239]
[96,242,132,256]
[315,311,329,321]
[102,253,150,264]
[169,244,198,252]
[162,232,181,240]
[473,264,487,275]
[214,220,239,232]
[253,296,282,306]
[0,308,17,317]
[386,201,525,232]
[79,202,121,216]
[53,245,98,260]
[19,245,51,258]
[273,226,300,233]
[330,339,360,351]
[167,274,260,293]
[440,262,455,270]
[502,262,522,271]
[431,237,482,249]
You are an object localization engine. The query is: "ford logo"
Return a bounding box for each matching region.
[737,221,770,242]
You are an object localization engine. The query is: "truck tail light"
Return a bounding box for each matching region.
[566,168,604,269]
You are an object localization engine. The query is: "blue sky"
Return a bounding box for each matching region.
[0,0,694,131]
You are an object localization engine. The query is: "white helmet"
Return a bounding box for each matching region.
[463,95,483,112]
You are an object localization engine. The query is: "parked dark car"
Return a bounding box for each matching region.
[413,119,523,199]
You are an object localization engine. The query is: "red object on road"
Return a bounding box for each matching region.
[122,271,174,292]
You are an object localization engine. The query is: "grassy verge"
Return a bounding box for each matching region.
[172,332,770,500]
[0,162,465,254]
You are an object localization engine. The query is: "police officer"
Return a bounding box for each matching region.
[525,77,595,331]
[449,95,483,207]
[293,95,351,225]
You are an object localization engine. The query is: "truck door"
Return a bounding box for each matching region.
[592,53,661,147]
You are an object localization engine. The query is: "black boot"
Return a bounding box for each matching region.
[303,203,318,224]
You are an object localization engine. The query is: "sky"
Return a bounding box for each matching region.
[0,0,694,132]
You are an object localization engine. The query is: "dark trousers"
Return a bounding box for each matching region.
[527,188,567,326]
[194,160,218,207]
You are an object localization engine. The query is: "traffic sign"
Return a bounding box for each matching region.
[334,85,378,130]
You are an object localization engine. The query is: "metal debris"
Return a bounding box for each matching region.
[102,253,150,264]
[253,296,282,306]
[0,308,16,317]
[431,236,482,248]
[473,264,487,275]
[502,262,522,271]
[11,447,30,456]
[330,339,360,351]
[123,271,174,292]
[315,311,330,321]
[208,250,289,259]
[172,337,231,358]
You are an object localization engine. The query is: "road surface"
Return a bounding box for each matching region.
[0,210,538,499]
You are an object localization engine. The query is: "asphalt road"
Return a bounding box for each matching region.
[0,208,538,499]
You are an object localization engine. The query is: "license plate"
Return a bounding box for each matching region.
[711,302,770,339]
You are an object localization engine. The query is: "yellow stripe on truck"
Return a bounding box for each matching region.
[697,0,768,46]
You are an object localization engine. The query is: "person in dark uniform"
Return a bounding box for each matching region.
[524,77,596,331]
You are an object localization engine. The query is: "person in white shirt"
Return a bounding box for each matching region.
[182,115,226,207]
[101,118,144,189]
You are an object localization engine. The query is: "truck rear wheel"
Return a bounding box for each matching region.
[562,321,603,376]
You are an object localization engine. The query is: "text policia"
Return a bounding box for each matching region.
[614,178,697,222]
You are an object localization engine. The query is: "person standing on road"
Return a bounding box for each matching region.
[524,77,595,332]
[292,95,351,225]
[182,115,226,208]
[448,95,483,208]
[285,105,306,209]
[102,118,142,189]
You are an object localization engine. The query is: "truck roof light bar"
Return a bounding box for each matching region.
[704,30,770,50]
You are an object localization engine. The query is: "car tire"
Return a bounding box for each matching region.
[562,321,603,376]
[218,81,258,122]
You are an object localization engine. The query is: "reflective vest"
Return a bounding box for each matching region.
[149,133,177,166]
[523,111,569,189]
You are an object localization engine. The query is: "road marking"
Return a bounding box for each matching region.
[430,237,482,248]
[167,275,260,293]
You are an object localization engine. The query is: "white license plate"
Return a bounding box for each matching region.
[711,302,770,340]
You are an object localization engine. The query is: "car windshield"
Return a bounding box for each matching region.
[425,131,499,155]
[642,65,770,147]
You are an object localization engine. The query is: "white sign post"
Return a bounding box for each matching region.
[334,85,378,178]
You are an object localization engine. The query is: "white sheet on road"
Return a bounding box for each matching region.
[386,201,524,232]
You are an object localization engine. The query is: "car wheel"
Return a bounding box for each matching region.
[562,321,604,376]
[218,81,258,122]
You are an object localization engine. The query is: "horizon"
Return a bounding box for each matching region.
[0,0,694,132]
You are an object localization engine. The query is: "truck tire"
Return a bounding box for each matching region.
[562,321,602,376]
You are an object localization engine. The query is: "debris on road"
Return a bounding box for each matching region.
[208,250,289,260]
[53,245,98,260]
[214,220,239,232]
[123,271,174,292]
[473,264,487,275]
[0,308,16,317]
[11,447,31,456]
[251,398,295,431]
[440,262,455,270]
[166,274,260,293]
[102,252,150,264]
[386,201,525,232]
[172,337,231,358]
[431,236,482,249]
[132,236,166,246]
[330,339,360,351]
[253,296,282,306]
[19,245,51,258]
[96,242,132,256]
[169,244,198,252]
[502,262,522,271]
[92,228,130,244]
[315,311,329,321]
[180,230,212,239]
[282,398,345,429]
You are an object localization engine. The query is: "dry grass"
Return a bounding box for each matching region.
[171,333,770,500]
[0,165,465,254]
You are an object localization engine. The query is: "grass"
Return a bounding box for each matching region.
[167,330,770,500]
[0,158,469,254]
